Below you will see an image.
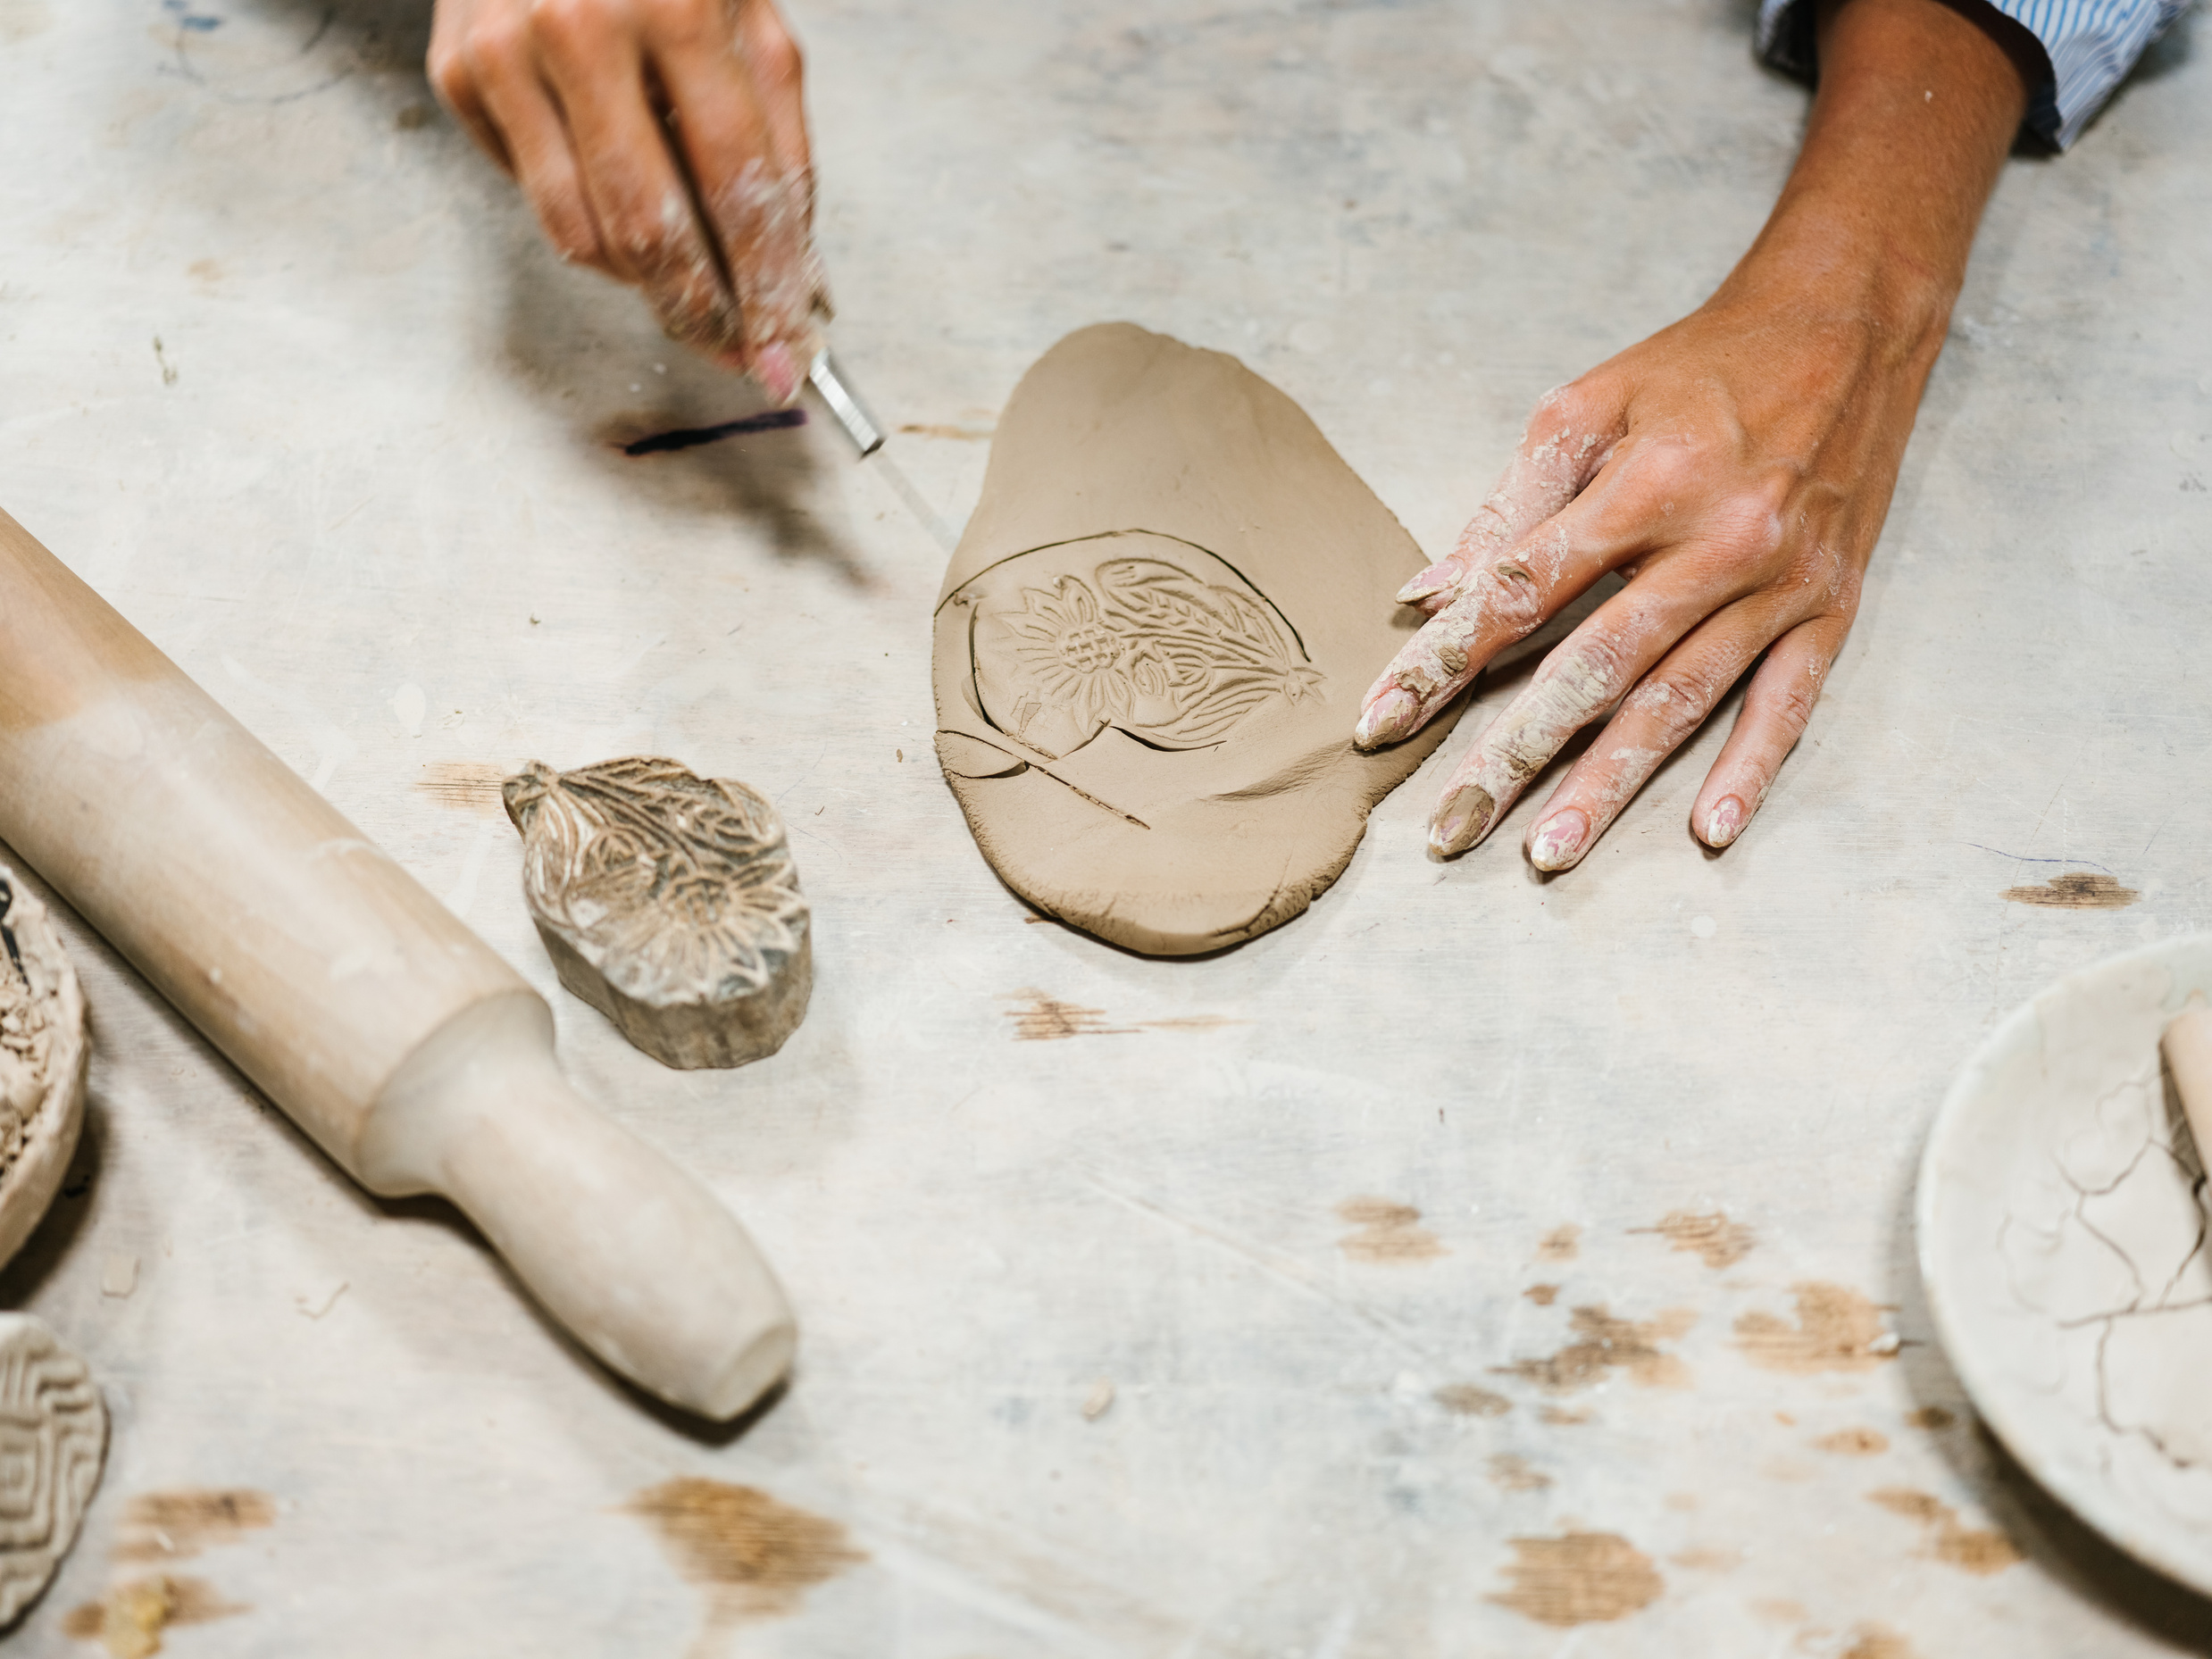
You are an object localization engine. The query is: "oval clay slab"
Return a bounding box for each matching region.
[931,323,1463,956]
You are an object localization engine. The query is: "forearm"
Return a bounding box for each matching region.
[1732,0,2035,342]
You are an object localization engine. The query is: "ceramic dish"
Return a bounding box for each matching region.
[1921,936,2212,1595]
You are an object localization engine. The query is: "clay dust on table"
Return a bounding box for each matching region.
[1432,1382,1512,1417]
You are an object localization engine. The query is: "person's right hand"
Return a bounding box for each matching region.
[429,0,828,403]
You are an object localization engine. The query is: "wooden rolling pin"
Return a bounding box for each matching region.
[0,508,794,1420]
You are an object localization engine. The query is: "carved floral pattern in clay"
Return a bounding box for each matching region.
[977,557,1323,759]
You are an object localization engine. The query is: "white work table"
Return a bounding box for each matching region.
[4,2,2210,1653]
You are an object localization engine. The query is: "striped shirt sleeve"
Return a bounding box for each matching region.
[1755,0,2192,149]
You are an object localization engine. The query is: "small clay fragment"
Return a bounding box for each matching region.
[931,323,1465,955]
[0,867,88,1272]
[0,1313,108,1629]
[504,759,812,1069]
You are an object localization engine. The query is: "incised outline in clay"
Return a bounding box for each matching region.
[969,543,1323,761]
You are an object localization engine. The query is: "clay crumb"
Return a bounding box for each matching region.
[1081,1380,1115,1421]
[101,1254,138,1298]
[1487,1454,1552,1492]
[1433,1382,1512,1417]
[1536,1224,1581,1263]
[1734,1283,1896,1374]
[1001,990,1136,1040]
[2001,871,2138,909]
[1841,1623,1924,1659]
[1814,1427,1890,1456]
[1336,1196,1446,1263]
[1489,1532,1664,1628]
[113,1490,277,1563]
[1495,1305,1697,1393]
[63,1575,248,1656]
[1524,1283,1559,1305]
[1540,1405,1593,1426]
[1866,1488,2021,1575]
[395,103,434,130]
[624,1479,864,1621]
[415,761,510,817]
[1906,1405,1957,1431]
[1632,1210,1756,1269]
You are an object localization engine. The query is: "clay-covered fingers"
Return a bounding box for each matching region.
[1515,601,1796,873]
[424,0,823,398]
[1688,615,1845,850]
[529,3,750,362]
[1425,567,1762,858]
[1396,385,1625,616]
[430,3,615,274]
[654,0,826,398]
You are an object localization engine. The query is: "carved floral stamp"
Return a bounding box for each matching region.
[504,759,812,1071]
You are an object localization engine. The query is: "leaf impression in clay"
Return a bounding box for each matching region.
[0,867,88,1273]
[932,323,1467,956]
[0,1313,109,1629]
[503,759,812,1070]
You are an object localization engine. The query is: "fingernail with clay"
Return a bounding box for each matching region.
[752,341,806,406]
[1527,808,1589,871]
[1395,560,1461,605]
[1430,785,1497,857]
[1354,686,1421,749]
[1704,795,1745,848]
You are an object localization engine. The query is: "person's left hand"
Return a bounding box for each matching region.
[1349,260,1924,870]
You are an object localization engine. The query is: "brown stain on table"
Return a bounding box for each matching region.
[1734,1283,1895,1373]
[1670,1546,1741,1573]
[1001,992,1243,1040]
[415,760,510,816]
[1524,1283,1559,1305]
[1336,1196,1446,1263]
[2001,871,2139,909]
[1535,1224,1581,1263]
[1487,1454,1552,1492]
[1003,990,1136,1040]
[1867,1487,2021,1575]
[1906,1405,1957,1431]
[1496,1305,1697,1392]
[1815,1427,1891,1456]
[1433,1382,1512,1417]
[1490,1532,1664,1628]
[625,1478,864,1621]
[1842,1625,1924,1659]
[63,1576,249,1656]
[1632,1210,1756,1268]
[112,1489,276,1563]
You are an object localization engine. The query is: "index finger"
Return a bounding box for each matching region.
[1398,385,1622,613]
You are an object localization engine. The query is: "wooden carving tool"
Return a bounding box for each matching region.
[0,508,795,1421]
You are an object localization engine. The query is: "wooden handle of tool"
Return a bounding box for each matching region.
[0,507,795,1419]
[361,994,797,1418]
[2163,995,2212,1175]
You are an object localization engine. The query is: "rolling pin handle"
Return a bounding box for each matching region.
[359,993,797,1421]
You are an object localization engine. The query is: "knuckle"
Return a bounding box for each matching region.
[527,0,617,52]
[1628,673,1712,741]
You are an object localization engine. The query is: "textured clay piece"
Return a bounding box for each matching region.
[0,868,88,1272]
[0,1313,108,1629]
[504,759,813,1069]
[931,323,1465,955]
